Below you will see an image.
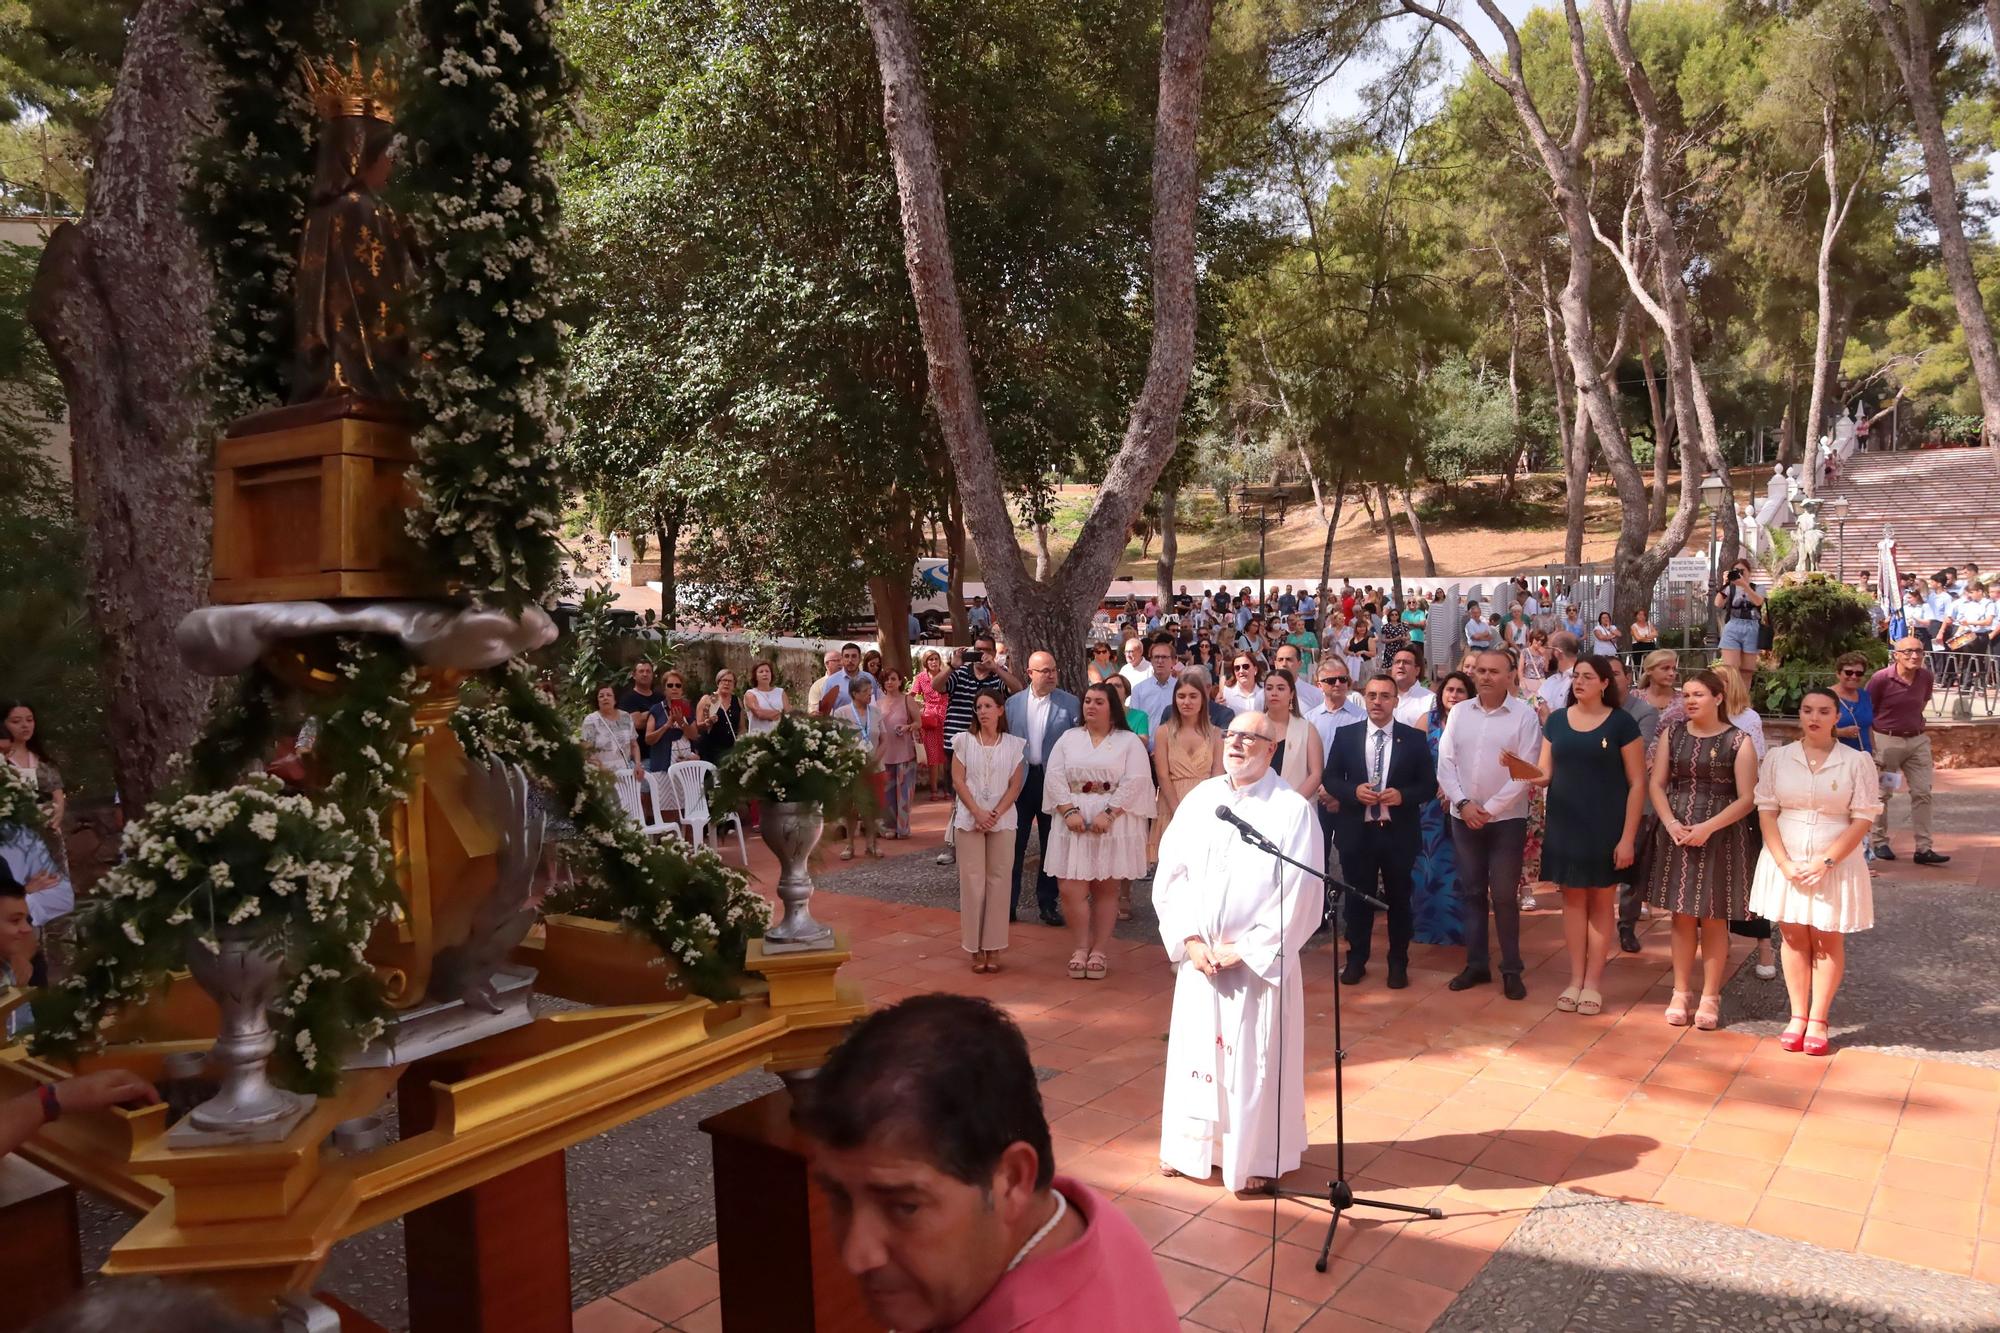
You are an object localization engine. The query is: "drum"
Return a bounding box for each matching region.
[1947,629,1981,651]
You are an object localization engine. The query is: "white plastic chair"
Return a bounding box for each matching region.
[642,771,685,841]
[613,772,648,828]
[666,760,749,863]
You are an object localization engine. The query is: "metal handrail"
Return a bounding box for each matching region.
[1616,648,1998,720]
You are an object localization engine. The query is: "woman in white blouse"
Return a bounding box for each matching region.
[951,692,1026,974]
[1748,687,1882,1057]
[1044,681,1156,981]
[742,660,786,734]
[831,676,885,860]
[1261,668,1321,802]
[581,685,640,777]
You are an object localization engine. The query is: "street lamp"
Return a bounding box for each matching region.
[1830,494,1851,580]
[1700,473,1729,646]
[1236,485,1272,613]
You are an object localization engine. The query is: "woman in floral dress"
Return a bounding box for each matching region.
[1411,673,1472,945]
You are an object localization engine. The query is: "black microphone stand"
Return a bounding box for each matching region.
[1221,815,1445,1274]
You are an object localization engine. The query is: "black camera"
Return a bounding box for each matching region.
[1727,569,1742,582]
[964,648,984,663]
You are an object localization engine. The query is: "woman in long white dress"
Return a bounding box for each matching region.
[1748,687,1881,1057]
[1044,681,1156,981]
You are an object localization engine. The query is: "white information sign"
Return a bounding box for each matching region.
[1667,556,1710,583]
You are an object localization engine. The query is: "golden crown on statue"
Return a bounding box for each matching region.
[301,43,398,123]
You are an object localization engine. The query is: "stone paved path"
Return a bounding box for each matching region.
[66,772,2000,1330]
[1435,1188,2000,1332]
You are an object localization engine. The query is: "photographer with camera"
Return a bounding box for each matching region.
[1714,558,1766,677]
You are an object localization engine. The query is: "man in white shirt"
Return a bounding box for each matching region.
[1536,632,1580,716]
[1462,602,1498,652]
[1128,639,1180,743]
[1388,646,1434,726]
[1117,637,1150,690]
[1273,643,1322,712]
[1219,652,1265,714]
[1436,649,1540,1000]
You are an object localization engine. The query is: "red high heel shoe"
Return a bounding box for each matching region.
[1778,1015,1808,1054]
[1802,1019,1831,1057]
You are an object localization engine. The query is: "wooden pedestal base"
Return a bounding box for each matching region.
[399,1059,575,1333]
[700,1088,882,1333]
[0,1157,81,1331]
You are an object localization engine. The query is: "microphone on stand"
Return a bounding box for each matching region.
[1214,805,1276,849]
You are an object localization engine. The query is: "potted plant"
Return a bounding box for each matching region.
[714,712,874,946]
[29,776,398,1134]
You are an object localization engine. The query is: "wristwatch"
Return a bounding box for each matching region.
[38,1084,61,1123]
[1453,798,1471,817]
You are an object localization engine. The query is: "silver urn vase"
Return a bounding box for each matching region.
[176,925,314,1142]
[760,800,834,948]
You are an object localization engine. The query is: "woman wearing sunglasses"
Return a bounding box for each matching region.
[1829,651,1875,755]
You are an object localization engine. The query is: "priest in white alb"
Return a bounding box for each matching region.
[1153,710,1325,1194]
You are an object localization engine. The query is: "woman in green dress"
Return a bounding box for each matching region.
[1514,656,1645,1017]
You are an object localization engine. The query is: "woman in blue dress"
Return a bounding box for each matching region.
[1411,671,1474,946]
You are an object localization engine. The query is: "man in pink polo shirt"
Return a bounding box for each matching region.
[796,995,1176,1332]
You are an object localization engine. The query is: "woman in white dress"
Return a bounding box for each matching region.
[1044,682,1156,981]
[742,660,786,734]
[1748,687,1882,1057]
[951,692,1026,973]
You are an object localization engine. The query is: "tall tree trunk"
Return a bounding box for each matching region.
[942,489,969,646]
[867,500,920,671]
[1565,385,1593,566]
[1870,0,2000,470]
[1595,2,1741,571]
[1314,476,1347,638]
[653,502,682,627]
[1397,484,1436,577]
[1803,104,1867,495]
[1378,482,1404,612]
[1640,334,1672,532]
[1155,483,1178,600]
[28,0,214,810]
[1032,521,1054,581]
[1501,307,1524,499]
[1777,383,1798,467]
[861,0,1215,698]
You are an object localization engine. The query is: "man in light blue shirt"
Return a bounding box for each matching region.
[0,824,71,929]
[1127,639,1181,745]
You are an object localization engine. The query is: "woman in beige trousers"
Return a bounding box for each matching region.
[951,692,1027,973]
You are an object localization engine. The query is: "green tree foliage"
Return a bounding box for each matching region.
[556,0,1185,630]
[0,238,108,794]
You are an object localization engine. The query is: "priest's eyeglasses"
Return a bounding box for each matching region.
[1223,730,1275,749]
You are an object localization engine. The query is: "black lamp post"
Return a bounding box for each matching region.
[1236,485,1272,613]
[1701,473,1728,647]
[1831,495,1851,580]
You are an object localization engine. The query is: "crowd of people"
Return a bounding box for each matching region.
[571,567,1949,1064]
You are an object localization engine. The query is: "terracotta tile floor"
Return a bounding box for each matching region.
[579,772,2000,1331]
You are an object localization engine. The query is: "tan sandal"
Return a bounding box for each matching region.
[1085,951,1110,981]
[1555,986,1580,1013]
[1576,988,1602,1017]
[1664,990,1694,1026]
[1693,994,1722,1031]
[1158,1162,1183,1178]
[1067,950,1089,980]
[1241,1176,1274,1195]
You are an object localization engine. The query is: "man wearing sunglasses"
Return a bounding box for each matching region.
[1866,639,1948,864]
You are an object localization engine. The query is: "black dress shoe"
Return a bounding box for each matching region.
[1339,959,1366,985]
[1872,843,1896,861]
[1502,974,1527,1001]
[1914,849,1952,865]
[1387,961,1409,990]
[1619,925,1641,954]
[1447,966,1491,991]
[1039,910,1066,928]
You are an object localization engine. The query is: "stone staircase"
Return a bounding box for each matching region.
[1820,447,2000,581]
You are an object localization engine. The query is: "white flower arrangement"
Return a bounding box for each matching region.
[31,774,399,1095]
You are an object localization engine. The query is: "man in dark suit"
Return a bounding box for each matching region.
[1324,673,1435,989]
[1005,651,1080,926]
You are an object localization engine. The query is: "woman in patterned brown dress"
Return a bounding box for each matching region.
[1642,669,1760,1031]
